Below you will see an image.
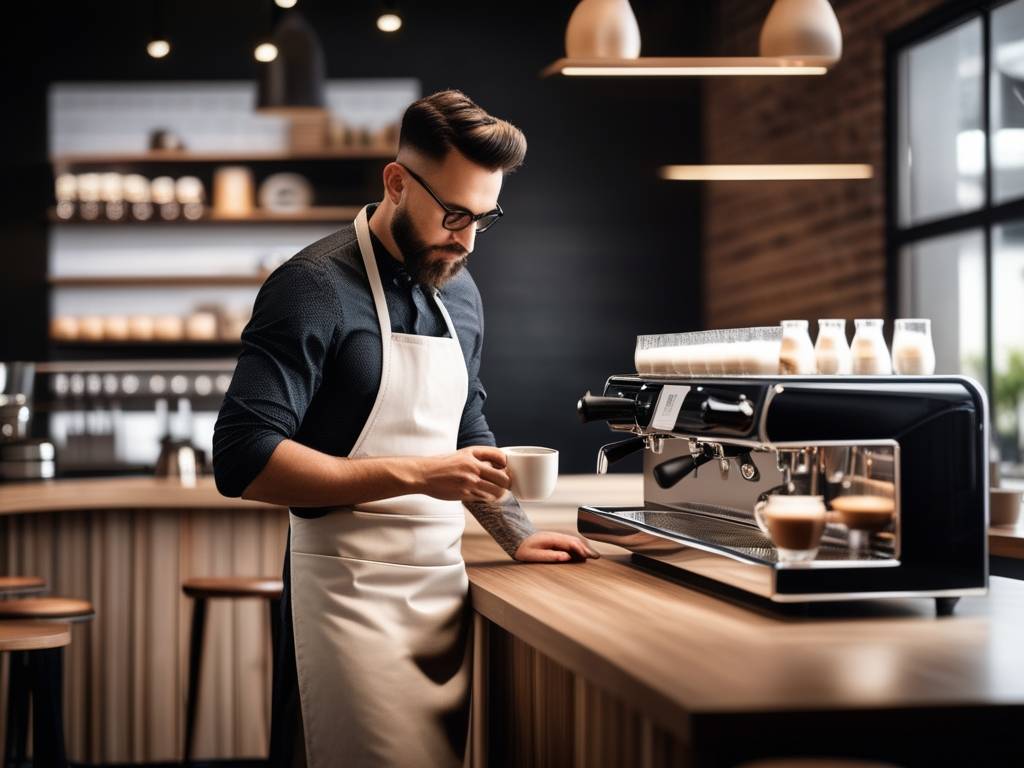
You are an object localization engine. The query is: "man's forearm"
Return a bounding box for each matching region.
[464,494,537,559]
[240,439,422,508]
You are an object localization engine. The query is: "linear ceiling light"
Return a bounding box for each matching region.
[546,58,828,77]
[544,0,842,78]
[659,164,873,181]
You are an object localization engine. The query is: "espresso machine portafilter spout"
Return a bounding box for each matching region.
[596,437,646,474]
[651,441,761,489]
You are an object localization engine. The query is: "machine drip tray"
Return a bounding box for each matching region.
[580,505,897,568]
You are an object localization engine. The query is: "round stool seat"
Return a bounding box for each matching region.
[0,621,71,652]
[0,576,46,596]
[182,577,283,599]
[0,597,94,622]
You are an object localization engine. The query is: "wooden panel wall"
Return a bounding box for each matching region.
[0,507,288,764]
[702,0,948,328]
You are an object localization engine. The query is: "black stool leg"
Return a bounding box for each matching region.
[27,647,67,768]
[4,650,29,768]
[183,597,207,767]
[267,597,281,760]
[268,597,281,664]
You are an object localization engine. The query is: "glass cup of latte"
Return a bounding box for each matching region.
[829,447,897,552]
[755,494,828,563]
[830,493,895,552]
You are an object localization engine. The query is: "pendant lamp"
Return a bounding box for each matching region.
[565,0,641,59]
[544,0,842,77]
[759,0,842,66]
[256,11,326,114]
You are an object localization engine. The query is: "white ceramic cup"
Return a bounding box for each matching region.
[501,446,558,501]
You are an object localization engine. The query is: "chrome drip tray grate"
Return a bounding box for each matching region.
[585,506,894,566]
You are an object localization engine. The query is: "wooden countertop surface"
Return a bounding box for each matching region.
[0,476,281,515]
[990,522,1024,559]
[462,474,1024,736]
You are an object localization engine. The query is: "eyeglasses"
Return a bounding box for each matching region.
[398,163,504,233]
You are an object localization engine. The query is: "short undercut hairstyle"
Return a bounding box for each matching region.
[399,90,527,173]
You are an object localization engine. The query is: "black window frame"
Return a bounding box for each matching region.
[886,0,1024,402]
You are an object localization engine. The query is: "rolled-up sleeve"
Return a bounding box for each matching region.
[213,261,340,497]
[457,285,496,449]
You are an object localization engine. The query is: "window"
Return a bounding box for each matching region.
[891,0,1024,473]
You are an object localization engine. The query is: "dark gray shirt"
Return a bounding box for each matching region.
[212,205,495,515]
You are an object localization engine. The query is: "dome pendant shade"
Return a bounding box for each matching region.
[565,0,641,59]
[759,0,842,66]
[256,12,327,114]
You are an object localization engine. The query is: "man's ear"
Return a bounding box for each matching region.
[382,162,405,205]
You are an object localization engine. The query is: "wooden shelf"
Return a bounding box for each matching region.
[48,275,267,288]
[48,206,360,225]
[51,339,240,346]
[49,340,242,359]
[51,148,395,165]
[541,56,834,78]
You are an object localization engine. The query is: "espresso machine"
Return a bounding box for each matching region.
[576,372,989,615]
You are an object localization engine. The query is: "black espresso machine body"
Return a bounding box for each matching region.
[577,375,988,612]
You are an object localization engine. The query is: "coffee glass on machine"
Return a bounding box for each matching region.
[829,446,897,551]
[756,494,827,563]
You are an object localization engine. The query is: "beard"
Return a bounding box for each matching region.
[391,205,469,289]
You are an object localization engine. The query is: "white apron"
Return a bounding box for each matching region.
[289,205,471,768]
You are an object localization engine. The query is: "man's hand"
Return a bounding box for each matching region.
[514,531,600,563]
[416,446,511,503]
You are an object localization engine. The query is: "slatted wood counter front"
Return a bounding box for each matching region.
[0,477,288,764]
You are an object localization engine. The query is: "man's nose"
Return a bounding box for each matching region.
[450,226,475,253]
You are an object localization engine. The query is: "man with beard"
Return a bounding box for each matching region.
[212,90,598,768]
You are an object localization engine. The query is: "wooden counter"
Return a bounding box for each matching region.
[463,475,1024,767]
[2,474,1023,766]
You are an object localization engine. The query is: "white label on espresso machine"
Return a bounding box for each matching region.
[651,385,691,431]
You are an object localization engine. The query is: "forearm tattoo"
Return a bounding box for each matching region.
[464,494,537,559]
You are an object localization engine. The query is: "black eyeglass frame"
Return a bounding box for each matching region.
[397,163,504,233]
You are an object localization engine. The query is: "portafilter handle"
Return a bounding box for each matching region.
[596,436,647,474]
[577,391,636,423]
[653,445,716,489]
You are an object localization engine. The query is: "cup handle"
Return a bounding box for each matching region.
[753,499,769,535]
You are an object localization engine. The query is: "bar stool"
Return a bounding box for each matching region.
[181,577,283,766]
[0,598,94,768]
[0,621,71,768]
[0,577,46,597]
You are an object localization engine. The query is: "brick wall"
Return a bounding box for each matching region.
[701,0,947,328]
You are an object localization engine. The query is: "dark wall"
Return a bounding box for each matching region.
[1,0,705,474]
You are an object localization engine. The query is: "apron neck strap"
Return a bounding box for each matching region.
[354,205,392,338]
